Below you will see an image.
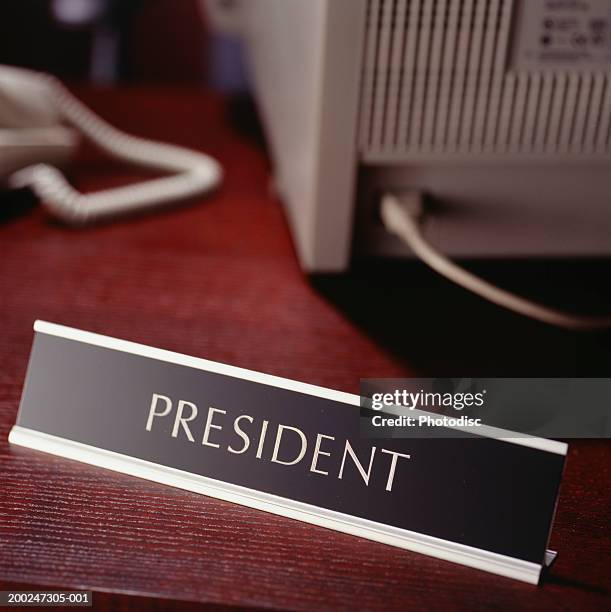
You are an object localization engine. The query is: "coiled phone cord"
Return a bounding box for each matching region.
[9,72,222,223]
[381,192,611,331]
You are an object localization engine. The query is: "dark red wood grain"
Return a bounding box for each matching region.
[0,87,609,610]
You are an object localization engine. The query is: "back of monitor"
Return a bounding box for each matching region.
[208,0,611,271]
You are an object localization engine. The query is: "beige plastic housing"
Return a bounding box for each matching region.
[207,0,611,271]
[0,65,78,182]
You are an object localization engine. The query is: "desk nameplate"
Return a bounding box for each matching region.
[9,321,567,584]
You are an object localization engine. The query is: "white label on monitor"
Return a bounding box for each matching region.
[512,0,611,69]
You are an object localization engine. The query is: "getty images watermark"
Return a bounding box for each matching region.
[360,378,611,439]
[369,385,486,429]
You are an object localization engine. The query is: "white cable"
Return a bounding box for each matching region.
[381,192,611,331]
[8,71,222,223]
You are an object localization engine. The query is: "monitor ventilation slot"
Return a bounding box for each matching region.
[358,0,611,160]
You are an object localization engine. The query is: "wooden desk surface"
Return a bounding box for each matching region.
[0,88,609,610]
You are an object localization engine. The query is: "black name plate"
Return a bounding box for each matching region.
[9,322,567,584]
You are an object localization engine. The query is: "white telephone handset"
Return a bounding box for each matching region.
[0,65,222,223]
